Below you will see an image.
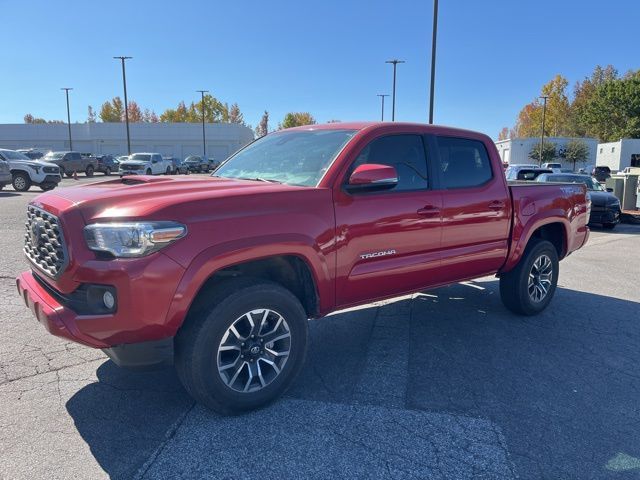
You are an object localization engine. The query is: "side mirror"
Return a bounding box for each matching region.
[606,188,614,193]
[346,164,398,191]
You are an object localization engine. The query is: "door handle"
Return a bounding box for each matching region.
[417,205,440,217]
[488,200,505,210]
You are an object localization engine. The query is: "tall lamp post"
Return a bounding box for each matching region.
[428,0,439,124]
[385,59,405,121]
[377,94,389,121]
[61,88,73,150]
[539,95,549,166]
[196,90,209,159]
[113,56,132,154]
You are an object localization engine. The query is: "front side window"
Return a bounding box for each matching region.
[437,137,493,189]
[130,154,151,162]
[349,134,429,192]
[216,129,356,186]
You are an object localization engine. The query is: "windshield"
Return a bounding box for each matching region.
[215,129,357,186]
[44,152,64,160]
[129,154,151,162]
[185,156,201,162]
[543,175,605,191]
[1,150,30,161]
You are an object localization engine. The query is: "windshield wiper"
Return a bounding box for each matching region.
[238,177,283,184]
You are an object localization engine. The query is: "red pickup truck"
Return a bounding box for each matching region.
[17,122,590,413]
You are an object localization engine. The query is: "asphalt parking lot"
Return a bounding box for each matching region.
[1,175,639,479]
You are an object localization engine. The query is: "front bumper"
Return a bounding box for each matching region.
[41,174,61,185]
[588,207,620,225]
[17,249,187,350]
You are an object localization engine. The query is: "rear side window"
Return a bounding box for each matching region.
[350,134,429,191]
[437,137,493,189]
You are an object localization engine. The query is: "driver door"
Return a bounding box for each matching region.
[333,133,443,307]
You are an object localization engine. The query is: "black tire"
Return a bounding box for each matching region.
[85,165,94,177]
[66,173,74,178]
[175,278,308,414]
[39,184,55,191]
[59,166,66,177]
[499,239,559,316]
[12,172,31,192]
[146,168,152,175]
[165,166,172,175]
[603,223,616,230]
[105,167,111,176]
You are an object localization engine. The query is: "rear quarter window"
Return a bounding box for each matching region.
[437,137,493,189]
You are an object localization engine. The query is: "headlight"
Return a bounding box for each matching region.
[84,221,186,258]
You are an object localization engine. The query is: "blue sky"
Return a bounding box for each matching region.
[2,0,638,138]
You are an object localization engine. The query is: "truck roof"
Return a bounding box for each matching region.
[285,121,490,139]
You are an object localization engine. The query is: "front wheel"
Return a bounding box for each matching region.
[603,223,616,230]
[175,279,308,414]
[165,166,172,175]
[105,167,111,176]
[500,239,559,316]
[40,184,55,191]
[146,168,152,175]
[12,172,31,192]
[85,165,94,177]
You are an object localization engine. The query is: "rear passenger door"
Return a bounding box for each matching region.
[435,136,511,282]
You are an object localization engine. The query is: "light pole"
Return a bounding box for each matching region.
[196,90,209,159]
[114,56,132,154]
[539,95,549,166]
[385,59,405,121]
[428,0,439,124]
[61,88,73,150]
[377,94,389,121]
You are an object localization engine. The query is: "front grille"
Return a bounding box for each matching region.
[24,206,68,278]
[43,166,59,174]
[120,164,143,171]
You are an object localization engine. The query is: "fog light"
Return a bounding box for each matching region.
[103,291,115,309]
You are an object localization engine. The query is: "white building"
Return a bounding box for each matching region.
[0,122,254,161]
[595,139,640,171]
[494,137,598,167]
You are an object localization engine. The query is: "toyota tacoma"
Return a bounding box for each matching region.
[17,123,590,414]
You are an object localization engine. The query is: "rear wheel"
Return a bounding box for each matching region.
[85,165,94,177]
[166,166,172,175]
[175,279,308,414]
[12,172,31,192]
[500,239,559,316]
[146,168,152,175]
[105,167,111,176]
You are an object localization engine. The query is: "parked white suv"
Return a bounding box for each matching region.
[119,153,172,176]
[0,149,61,191]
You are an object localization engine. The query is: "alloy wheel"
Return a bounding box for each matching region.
[217,309,291,393]
[528,254,553,303]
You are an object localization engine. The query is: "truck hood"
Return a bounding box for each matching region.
[38,176,307,223]
[119,161,148,167]
[587,190,620,207]
[10,160,58,169]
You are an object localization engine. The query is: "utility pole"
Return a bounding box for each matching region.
[61,88,73,150]
[428,0,439,124]
[114,56,132,154]
[377,94,389,121]
[539,95,549,166]
[196,90,209,159]
[385,59,405,121]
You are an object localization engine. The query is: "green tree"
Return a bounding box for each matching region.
[255,111,269,137]
[560,139,590,171]
[580,73,640,141]
[514,75,571,138]
[569,65,618,136]
[529,141,557,164]
[278,112,316,130]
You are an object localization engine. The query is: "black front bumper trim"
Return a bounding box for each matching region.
[103,337,174,370]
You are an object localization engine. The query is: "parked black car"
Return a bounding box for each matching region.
[173,158,190,175]
[184,155,209,173]
[592,165,612,182]
[95,155,118,175]
[536,173,621,229]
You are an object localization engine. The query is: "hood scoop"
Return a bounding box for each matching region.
[120,176,174,186]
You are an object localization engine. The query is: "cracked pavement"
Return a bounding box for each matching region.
[1,178,640,479]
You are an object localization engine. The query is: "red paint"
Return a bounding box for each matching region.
[17,122,589,349]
